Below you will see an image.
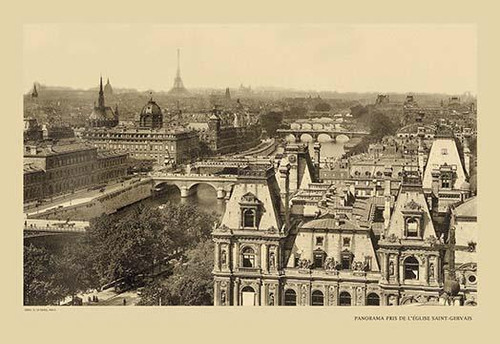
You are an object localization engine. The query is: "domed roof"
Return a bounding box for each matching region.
[140,99,162,117]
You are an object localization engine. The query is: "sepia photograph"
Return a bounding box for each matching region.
[22,23,477,308]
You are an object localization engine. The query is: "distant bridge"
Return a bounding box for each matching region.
[277,128,369,143]
[24,219,89,238]
[150,172,238,199]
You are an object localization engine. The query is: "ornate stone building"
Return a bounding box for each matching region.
[83,98,200,166]
[23,139,128,203]
[212,143,474,306]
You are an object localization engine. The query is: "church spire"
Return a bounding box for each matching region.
[98,75,105,108]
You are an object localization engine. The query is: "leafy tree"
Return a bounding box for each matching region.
[138,240,215,306]
[347,112,397,156]
[84,203,218,287]
[260,111,284,137]
[314,102,331,112]
[350,104,368,118]
[287,106,308,119]
[24,244,65,305]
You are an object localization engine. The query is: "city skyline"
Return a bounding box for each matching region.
[23,24,477,95]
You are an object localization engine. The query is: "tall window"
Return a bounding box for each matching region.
[242,247,256,268]
[313,250,326,269]
[341,251,353,270]
[339,292,351,306]
[311,290,324,306]
[404,256,419,280]
[284,289,297,306]
[406,218,419,237]
[366,293,380,306]
[441,176,451,189]
[243,209,256,228]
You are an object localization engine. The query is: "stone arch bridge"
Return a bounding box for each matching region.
[277,128,369,143]
[150,172,238,199]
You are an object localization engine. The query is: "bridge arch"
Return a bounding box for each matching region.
[335,134,350,143]
[154,181,181,194]
[300,133,314,143]
[301,123,312,130]
[285,134,297,143]
[312,123,324,130]
[290,123,301,130]
[317,133,333,142]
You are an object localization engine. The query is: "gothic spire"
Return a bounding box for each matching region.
[98,75,105,108]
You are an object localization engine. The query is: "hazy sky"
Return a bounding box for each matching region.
[23,24,477,94]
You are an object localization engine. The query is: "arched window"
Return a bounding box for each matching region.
[366,293,380,306]
[406,218,419,237]
[242,247,256,268]
[241,286,256,306]
[284,289,297,306]
[311,290,324,306]
[365,171,371,177]
[404,256,420,280]
[243,209,256,228]
[339,291,351,306]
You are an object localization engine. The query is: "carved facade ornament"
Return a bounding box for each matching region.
[267,226,277,233]
[298,258,312,269]
[328,286,336,306]
[268,293,275,306]
[429,263,435,279]
[269,251,276,269]
[221,290,227,306]
[218,224,230,232]
[404,199,422,211]
[356,287,364,305]
[352,261,365,271]
[240,192,261,205]
[221,249,227,267]
[425,235,438,246]
[325,257,336,270]
[389,261,395,276]
[387,233,398,243]
[301,285,308,306]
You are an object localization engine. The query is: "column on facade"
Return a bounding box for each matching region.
[398,257,403,284]
[214,242,220,271]
[423,255,429,285]
[235,242,241,270]
[385,253,390,281]
[214,280,220,306]
[262,244,268,272]
[233,279,240,306]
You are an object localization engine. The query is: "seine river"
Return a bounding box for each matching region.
[133,138,346,216]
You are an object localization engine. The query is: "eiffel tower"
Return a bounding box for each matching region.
[168,49,190,97]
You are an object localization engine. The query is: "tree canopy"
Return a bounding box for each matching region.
[260,111,284,137]
[138,240,214,306]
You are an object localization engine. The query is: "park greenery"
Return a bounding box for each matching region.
[24,203,218,306]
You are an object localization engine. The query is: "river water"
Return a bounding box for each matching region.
[137,139,346,216]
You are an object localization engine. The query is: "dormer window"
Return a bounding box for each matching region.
[406,218,419,237]
[402,200,424,239]
[243,209,256,228]
[239,192,262,229]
